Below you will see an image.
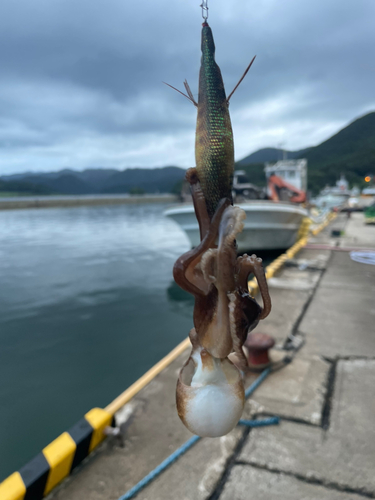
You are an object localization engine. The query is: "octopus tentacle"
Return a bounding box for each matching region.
[173,198,231,297]
[186,168,210,240]
[198,206,246,358]
[250,255,272,319]
[236,253,254,289]
[200,248,218,284]
[217,206,246,293]
[236,254,272,319]
[228,292,249,372]
[218,206,246,249]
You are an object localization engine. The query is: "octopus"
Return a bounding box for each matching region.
[174,168,272,437]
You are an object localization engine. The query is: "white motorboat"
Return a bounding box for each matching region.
[165,199,309,252]
[165,159,310,252]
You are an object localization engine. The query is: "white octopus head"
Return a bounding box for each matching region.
[176,345,245,437]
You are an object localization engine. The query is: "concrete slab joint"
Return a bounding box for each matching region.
[237,358,375,498]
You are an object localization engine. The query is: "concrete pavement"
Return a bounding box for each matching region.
[51,211,375,500]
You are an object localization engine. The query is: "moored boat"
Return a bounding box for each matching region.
[165,159,309,252]
[165,199,309,252]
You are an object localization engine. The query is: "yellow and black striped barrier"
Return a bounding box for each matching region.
[0,336,193,500]
[0,211,337,500]
[0,408,113,500]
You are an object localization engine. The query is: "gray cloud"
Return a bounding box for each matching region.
[0,0,374,173]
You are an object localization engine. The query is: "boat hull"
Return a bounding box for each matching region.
[165,200,308,252]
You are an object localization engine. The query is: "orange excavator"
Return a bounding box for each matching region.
[267,174,306,203]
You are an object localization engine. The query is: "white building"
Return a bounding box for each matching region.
[264,159,308,193]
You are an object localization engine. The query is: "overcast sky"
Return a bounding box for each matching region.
[0,0,374,174]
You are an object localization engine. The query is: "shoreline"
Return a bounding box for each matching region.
[0,193,178,210]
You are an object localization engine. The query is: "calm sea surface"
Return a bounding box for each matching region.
[0,203,195,480]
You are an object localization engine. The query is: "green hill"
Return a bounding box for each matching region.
[237,111,375,194]
[101,166,185,194]
[21,174,93,195]
[305,112,375,193]
[237,147,311,165]
[0,179,54,196]
[0,166,186,195]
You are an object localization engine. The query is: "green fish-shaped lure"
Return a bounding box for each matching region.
[195,22,235,218]
[166,22,255,218]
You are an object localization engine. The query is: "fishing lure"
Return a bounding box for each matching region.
[165,22,255,218]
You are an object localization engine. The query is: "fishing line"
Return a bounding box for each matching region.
[201,0,209,21]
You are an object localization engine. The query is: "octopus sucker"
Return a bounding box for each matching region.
[173,169,271,437]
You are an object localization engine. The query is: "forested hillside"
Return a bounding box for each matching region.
[238,112,375,193]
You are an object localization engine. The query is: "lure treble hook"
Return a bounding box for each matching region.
[200,0,208,22]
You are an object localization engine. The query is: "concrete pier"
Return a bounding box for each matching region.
[51,212,375,500]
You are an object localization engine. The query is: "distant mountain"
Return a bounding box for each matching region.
[71,169,119,190]
[21,174,93,195]
[0,179,54,195]
[237,147,311,165]
[237,111,375,193]
[0,166,186,195]
[303,112,375,192]
[101,167,185,194]
[1,112,374,196]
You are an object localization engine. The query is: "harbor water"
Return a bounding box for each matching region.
[0,203,194,480]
